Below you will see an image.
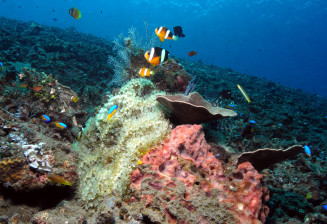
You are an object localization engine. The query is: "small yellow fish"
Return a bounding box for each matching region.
[306,192,312,199]
[237,84,251,103]
[71,96,79,103]
[48,173,72,186]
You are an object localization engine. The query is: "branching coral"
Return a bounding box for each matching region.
[74,78,171,210]
[107,20,160,86]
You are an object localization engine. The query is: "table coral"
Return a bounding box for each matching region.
[74,78,172,210]
[129,124,269,224]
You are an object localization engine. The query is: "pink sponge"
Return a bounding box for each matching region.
[130,125,269,223]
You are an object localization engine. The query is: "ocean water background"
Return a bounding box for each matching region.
[1,0,326,99]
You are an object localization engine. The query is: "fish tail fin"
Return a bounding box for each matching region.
[150,71,155,75]
[173,35,178,41]
[159,36,165,42]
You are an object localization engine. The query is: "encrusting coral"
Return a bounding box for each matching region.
[74,78,172,210]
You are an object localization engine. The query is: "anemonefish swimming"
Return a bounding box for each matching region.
[0,62,3,71]
[107,105,118,122]
[155,27,178,42]
[41,114,51,123]
[188,51,197,57]
[68,7,81,20]
[144,47,169,66]
[304,145,311,157]
[138,67,154,78]
[54,121,67,129]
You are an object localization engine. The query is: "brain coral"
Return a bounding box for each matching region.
[73,78,172,209]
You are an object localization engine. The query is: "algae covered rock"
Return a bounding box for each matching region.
[73,78,172,209]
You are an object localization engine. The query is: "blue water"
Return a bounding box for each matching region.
[1,0,327,98]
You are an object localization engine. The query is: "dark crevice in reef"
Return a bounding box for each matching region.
[0,184,75,209]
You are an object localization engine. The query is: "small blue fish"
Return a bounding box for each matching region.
[54,122,67,129]
[249,120,256,124]
[0,62,3,71]
[226,104,235,109]
[107,105,118,122]
[304,145,311,157]
[323,204,327,210]
[41,114,51,123]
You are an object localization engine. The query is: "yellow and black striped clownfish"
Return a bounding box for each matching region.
[155,26,178,42]
[68,7,82,20]
[144,47,169,66]
[138,67,154,77]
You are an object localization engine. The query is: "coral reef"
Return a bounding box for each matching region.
[74,78,171,210]
[0,17,327,223]
[0,68,87,142]
[128,125,269,224]
[0,17,112,110]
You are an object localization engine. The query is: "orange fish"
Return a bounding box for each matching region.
[33,86,43,91]
[144,47,169,66]
[188,51,197,57]
[155,27,178,42]
[138,67,154,77]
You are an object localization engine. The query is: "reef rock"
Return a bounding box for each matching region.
[129,124,269,224]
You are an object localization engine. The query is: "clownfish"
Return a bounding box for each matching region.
[54,122,67,129]
[41,114,51,123]
[0,62,3,71]
[138,67,154,78]
[107,105,118,122]
[69,7,81,20]
[144,47,169,66]
[155,27,178,42]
